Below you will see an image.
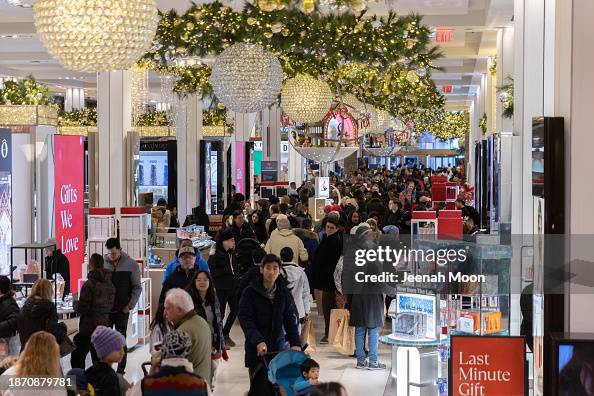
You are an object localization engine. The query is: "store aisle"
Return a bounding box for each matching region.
[70,308,393,395]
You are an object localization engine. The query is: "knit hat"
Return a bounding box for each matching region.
[218,228,235,242]
[66,368,87,391]
[91,326,126,360]
[162,330,192,359]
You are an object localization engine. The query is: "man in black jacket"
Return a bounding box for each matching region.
[45,244,71,299]
[0,276,19,342]
[103,238,141,374]
[71,254,116,369]
[159,246,199,304]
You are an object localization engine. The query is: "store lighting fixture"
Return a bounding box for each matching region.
[210,43,283,113]
[281,74,334,124]
[33,0,158,72]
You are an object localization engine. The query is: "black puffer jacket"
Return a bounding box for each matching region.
[76,269,116,337]
[312,232,343,292]
[0,294,19,338]
[17,297,62,348]
[208,248,240,291]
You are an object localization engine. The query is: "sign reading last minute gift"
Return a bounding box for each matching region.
[450,336,527,396]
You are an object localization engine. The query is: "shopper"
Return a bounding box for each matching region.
[230,210,256,243]
[149,303,172,355]
[163,239,209,284]
[280,247,311,326]
[164,289,212,387]
[86,326,126,396]
[309,382,348,396]
[1,331,65,396]
[265,214,309,264]
[186,270,225,356]
[346,210,363,234]
[159,246,200,304]
[265,204,281,235]
[208,229,240,348]
[312,218,343,343]
[294,358,320,393]
[71,253,116,369]
[293,218,319,266]
[0,276,19,354]
[168,203,180,229]
[249,210,268,244]
[382,199,403,229]
[17,279,64,350]
[103,237,142,374]
[137,330,208,396]
[44,243,71,299]
[152,198,172,233]
[238,254,301,378]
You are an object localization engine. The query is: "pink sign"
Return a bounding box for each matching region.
[234,141,245,194]
[54,135,85,293]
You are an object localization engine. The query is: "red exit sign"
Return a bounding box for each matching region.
[442,85,453,94]
[435,27,454,43]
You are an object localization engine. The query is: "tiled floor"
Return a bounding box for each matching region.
[62,309,392,395]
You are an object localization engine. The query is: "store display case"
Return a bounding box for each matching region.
[10,242,57,299]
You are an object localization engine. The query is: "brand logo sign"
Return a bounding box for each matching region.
[0,130,11,172]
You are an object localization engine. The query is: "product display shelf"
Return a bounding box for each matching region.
[10,242,58,300]
[136,277,152,345]
[120,207,149,261]
[87,207,117,258]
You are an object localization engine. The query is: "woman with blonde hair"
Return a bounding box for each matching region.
[1,331,66,395]
[17,279,65,351]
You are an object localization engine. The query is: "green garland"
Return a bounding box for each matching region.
[412,111,469,141]
[58,108,97,126]
[143,1,445,121]
[479,113,487,134]
[497,76,513,119]
[135,110,172,127]
[0,75,52,106]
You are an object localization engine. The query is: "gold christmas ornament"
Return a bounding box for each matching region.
[301,0,316,14]
[34,0,158,72]
[281,74,334,124]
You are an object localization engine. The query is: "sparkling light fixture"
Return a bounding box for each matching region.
[366,107,393,135]
[210,43,283,113]
[131,65,149,125]
[281,74,333,124]
[33,0,159,73]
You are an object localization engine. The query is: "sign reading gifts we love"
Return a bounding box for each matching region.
[53,135,84,290]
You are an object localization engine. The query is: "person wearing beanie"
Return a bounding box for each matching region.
[133,330,208,396]
[85,326,126,396]
[264,214,308,265]
[208,229,239,348]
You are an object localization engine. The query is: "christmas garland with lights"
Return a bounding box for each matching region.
[143,1,445,121]
[135,110,172,127]
[58,108,97,126]
[479,113,487,134]
[0,75,52,106]
[412,111,469,141]
[497,76,513,119]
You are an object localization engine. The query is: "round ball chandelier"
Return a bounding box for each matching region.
[366,107,393,135]
[280,74,333,124]
[341,93,365,120]
[33,0,158,73]
[210,43,283,113]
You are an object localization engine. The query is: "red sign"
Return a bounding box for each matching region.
[436,27,454,43]
[442,85,453,94]
[54,135,85,294]
[450,336,526,396]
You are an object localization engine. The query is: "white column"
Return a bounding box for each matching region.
[496,27,515,134]
[176,94,202,222]
[261,105,282,180]
[288,143,304,185]
[97,71,132,208]
[65,88,85,112]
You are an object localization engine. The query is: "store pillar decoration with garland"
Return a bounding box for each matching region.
[0,75,58,126]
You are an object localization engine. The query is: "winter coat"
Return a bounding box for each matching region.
[0,295,19,338]
[103,252,142,312]
[76,269,116,337]
[17,297,63,349]
[265,229,308,264]
[159,265,199,304]
[293,228,319,266]
[312,233,343,292]
[231,223,256,244]
[208,248,240,291]
[236,238,264,277]
[239,265,261,299]
[382,209,403,229]
[347,294,387,328]
[250,221,268,244]
[163,247,209,284]
[281,263,311,319]
[45,249,71,297]
[175,311,212,387]
[85,361,120,396]
[189,290,225,352]
[238,276,301,369]
[151,206,171,233]
[140,358,208,396]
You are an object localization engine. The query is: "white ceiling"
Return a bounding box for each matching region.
[0,0,513,109]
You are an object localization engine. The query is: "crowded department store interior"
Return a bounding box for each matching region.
[0,0,593,395]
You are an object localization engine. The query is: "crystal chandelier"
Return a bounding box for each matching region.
[281,74,333,124]
[131,65,148,125]
[33,0,158,73]
[366,107,393,135]
[210,43,283,113]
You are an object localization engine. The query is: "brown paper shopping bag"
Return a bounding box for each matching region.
[328,309,349,345]
[300,317,316,354]
[331,314,356,355]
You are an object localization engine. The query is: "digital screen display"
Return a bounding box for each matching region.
[138,151,168,204]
